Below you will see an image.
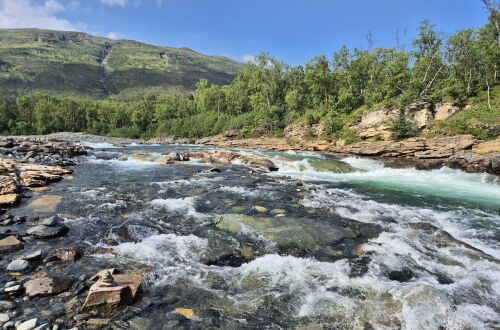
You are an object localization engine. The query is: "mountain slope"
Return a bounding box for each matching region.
[0,29,242,98]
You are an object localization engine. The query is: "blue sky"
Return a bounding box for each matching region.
[0,0,491,65]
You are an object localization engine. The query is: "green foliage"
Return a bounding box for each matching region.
[1,9,499,141]
[390,111,420,140]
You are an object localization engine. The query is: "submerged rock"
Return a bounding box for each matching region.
[6,259,29,272]
[26,224,68,238]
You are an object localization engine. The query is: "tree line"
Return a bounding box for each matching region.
[1,7,498,140]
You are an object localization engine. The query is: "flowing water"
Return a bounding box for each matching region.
[11,144,500,329]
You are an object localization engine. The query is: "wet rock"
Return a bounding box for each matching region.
[0,313,9,324]
[6,260,29,272]
[0,301,16,311]
[17,250,42,262]
[26,224,68,239]
[3,321,14,329]
[174,308,194,320]
[388,267,414,282]
[86,318,110,327]
[0,236,23,254]
[4,285,22,296]
[15,318,37,330]
[253,205,267,213]
[205,253,248,267]
[27,196,62,213]
[48,248,81,262]
[349,255,372,278]
[24,275,72,298]
[82,273,141,311]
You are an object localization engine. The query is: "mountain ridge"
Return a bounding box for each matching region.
[0,28,242,98]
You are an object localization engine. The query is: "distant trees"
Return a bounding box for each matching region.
[0,6,498,140]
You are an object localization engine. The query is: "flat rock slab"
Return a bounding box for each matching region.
[27,195,62,213]
[24,276,72,298]
[26,224,68,238]
[0,236,23,254]
[49,248,81,261]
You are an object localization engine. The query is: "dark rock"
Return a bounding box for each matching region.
[205,253,248,267]
[388,267,415,282]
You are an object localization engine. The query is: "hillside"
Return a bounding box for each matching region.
[0,29,242,98]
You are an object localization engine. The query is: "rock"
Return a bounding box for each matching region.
[253,205,267,213]
[89,268,120,281]
[160,150,279,171]
[388,267,415,282]
[3,321,14,329]
[473,138,500,154]
[434,102,459,120]
[6,259,29,272]
[0,313,9,324]
[17,250,42,262]
[28,197,62,213]
[24,276,72,298]
[86,319,110,327]
[40,216,62,227]
[26,224,68,238]
[48,248,81,262]
[4,285,22,295]
[0,236,23,254]
[82,273,142,311]
[0,301,16,311]
[174,308,194,320]
[15,318,37,330]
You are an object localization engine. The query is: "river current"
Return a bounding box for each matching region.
[11,144,500,329]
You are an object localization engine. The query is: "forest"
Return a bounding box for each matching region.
[1,11,499,141]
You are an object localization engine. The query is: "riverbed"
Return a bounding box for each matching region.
[7,143,500,329]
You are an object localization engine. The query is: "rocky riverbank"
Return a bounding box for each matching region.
[197,132,500,175]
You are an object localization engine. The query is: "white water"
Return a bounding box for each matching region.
[86,145,499,329]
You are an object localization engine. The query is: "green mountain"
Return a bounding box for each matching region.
[0,29,242,98]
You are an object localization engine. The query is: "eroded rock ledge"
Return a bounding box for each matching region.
[197,133,500,175]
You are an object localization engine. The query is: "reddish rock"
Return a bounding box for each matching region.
[49,248,81,261]
[0,236,23,254]
[24,275,72,297]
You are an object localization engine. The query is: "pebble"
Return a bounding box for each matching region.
[6,260,29,272]
[41,216,60,227]
[0,301,15,311]
[5,282,19,289]
[2,321,14,329]
[4,285,22,295]
[17,250,42,262]
[0,314,9,324]
[15,318,37,330]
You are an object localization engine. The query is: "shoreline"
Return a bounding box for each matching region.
[1,132,499,175]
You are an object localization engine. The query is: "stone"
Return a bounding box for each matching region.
[86,319,110,327]
[41,216,62,227]
[6,259,29,272]
[4,285,22,295]
[0,236,23,254]
[48,248,81,262]
[3,321,14,329]
[0,313,9,324]
[18,250,42,262]
[473,139,500,154]
[26,224,68,238]
[89,268,120,281]
[0,301,16,311]
[28,196,62,213]
[15,318,37,330]
[24,276,72,298]
[82,273,142,311]
[174,308,194,320]
[253,205,267,213]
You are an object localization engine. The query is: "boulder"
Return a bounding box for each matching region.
[473,139,500,154]
[23,275,72,297]
[0,236,23,254]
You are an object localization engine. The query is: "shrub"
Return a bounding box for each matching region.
[390,111,420,140]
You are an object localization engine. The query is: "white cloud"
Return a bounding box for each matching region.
[241,54,256,64]
[106,31,119,39]
[100,0,142,7]
[0,0,76,31]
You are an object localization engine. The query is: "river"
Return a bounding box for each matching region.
[10,143,500,329]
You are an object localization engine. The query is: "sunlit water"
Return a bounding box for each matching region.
[9,144,500,329]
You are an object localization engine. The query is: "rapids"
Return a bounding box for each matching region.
[9,144,500,329]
